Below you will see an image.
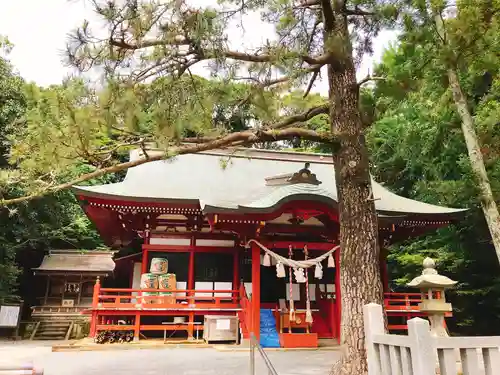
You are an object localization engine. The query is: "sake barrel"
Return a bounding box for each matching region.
[158,294,176,305]
[140,273,158,289]
[150,258,168,274]
[158,273,176,291]
[141,291,159,304]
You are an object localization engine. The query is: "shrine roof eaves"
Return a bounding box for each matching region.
[73,147,467,219]
[33,250,116,274]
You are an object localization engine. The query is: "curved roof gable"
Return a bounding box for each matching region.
[73,148,466,218]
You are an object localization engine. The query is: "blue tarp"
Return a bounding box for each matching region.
[259,309,281,348]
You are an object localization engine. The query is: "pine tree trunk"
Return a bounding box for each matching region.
[434,14,500,264]
[447,68,500,262]
[327,31,384,375]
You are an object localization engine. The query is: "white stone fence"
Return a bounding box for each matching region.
[364,303,500,375]
[0,364,43,375]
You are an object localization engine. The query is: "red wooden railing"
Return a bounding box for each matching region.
[90,276,435,333]
[239,284,252,339]
[93,287,240,309]
[384,292,422,312]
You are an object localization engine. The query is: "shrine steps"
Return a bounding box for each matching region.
[31,320,73,340]
[259,309,280,348]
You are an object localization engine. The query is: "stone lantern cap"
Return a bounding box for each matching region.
[407,257,457,289]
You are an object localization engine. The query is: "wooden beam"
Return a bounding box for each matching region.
[142,244,237,253]
[77,275,83,305]
[260,224,331,236]
[260,241,336,251]
[61,277,66,303]
[86,310,239,317]
[43,276,50,305]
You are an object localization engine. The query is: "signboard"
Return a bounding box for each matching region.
[0,305,21,328]
[62,299,74,307]
[216,319,230,330]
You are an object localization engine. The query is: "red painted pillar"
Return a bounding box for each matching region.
[89,312,98,338]
[141,249,148,274]
[188,250,195,291]
[251,243,261,341]
[233,250,240,303]
[89,277,101,338]
[134,313,140,342]
[334,249,341,344]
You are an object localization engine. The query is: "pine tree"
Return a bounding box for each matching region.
[60,1,405,372]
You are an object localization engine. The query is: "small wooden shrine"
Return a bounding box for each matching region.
[28,250,115,340]
[31,250,116,318]
[73,147,465,347]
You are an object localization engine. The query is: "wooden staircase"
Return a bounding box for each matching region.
[31,320,73,340]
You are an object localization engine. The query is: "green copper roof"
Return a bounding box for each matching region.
[73,148,466,219]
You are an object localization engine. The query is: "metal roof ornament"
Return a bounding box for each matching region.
[288,162,322,185]
[264,162,322,186]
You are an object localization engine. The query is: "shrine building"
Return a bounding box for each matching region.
[73,147,465,348]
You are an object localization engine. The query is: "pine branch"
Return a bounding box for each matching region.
[0,106,334,206]
[108,38,331,66]
[357,75,386,87]
[303,69,321,98]
[320,0,336,33]
[267,104,329,129]
[342,5,376,16]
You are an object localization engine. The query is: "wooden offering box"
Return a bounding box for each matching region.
[203,315,239,343]
[279,333,318,348]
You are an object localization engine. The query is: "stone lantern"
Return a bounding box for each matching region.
[407,257,457,337]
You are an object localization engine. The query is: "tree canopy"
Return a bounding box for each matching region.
[368,0,500,335]
[0,1,499,373]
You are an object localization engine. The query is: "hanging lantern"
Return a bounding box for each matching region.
[314,263,323,279]
[276,262,286,278]
[262,253,271,267]
[294,268,306,283]
[328,253,336,268]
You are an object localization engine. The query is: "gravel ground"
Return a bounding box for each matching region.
[0,343,340,375]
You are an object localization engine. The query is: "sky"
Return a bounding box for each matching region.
[0,0,397,96]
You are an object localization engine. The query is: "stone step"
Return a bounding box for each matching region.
[38,329,68,335]
[35,334,67,340]
[37,330,68,336]
[38,327,70,332]
[40,322,72,327]
[39,323,70,328]
[37,327,70,333]
[30,320,72,340]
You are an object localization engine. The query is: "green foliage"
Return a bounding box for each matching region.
[7,75,286,189]
[368,2,500,334]
[0,38,25,167]
[0,41,115,302]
